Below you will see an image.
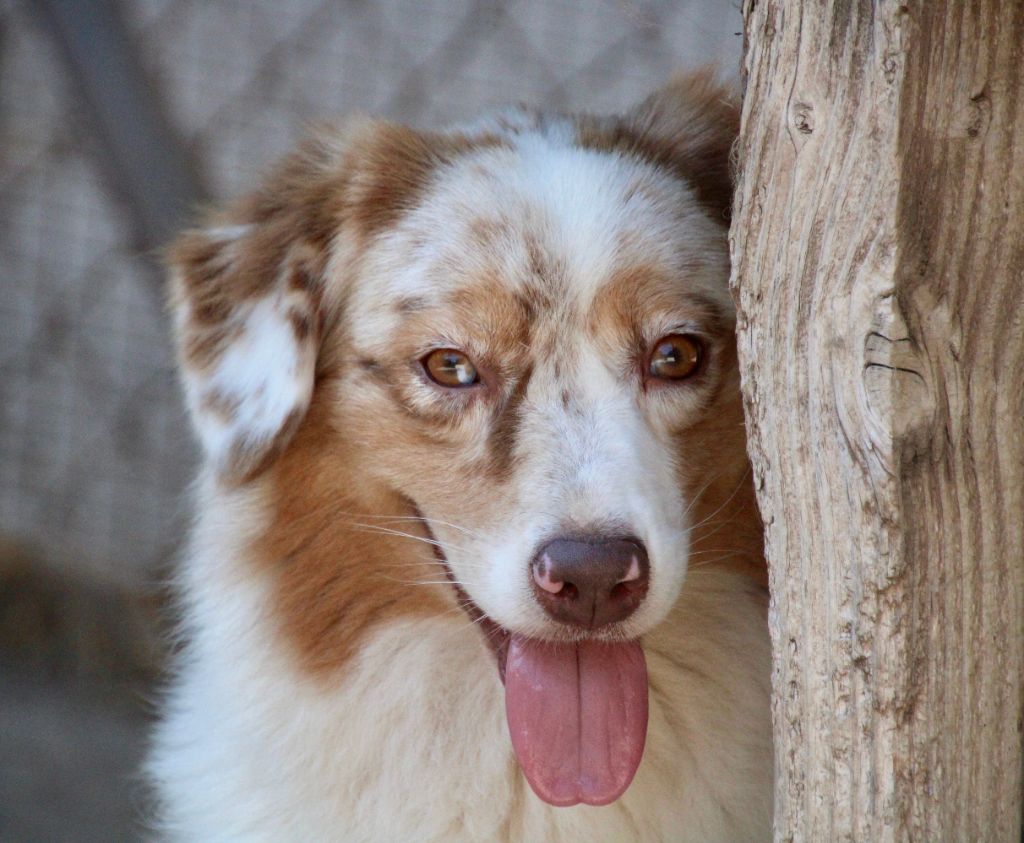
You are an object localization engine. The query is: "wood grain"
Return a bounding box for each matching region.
[730,2,1024,840]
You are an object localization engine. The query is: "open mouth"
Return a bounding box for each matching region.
[425,521,649,808]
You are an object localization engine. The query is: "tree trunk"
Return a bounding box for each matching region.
[729,2,1024,841]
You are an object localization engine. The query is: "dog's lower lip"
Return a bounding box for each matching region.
[447,574,513,682]
[417,507,513,681]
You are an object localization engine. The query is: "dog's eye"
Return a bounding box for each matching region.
[648,334,703,381]
[422,349,480,388]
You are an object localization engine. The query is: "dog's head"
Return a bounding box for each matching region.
[170,71,761,806]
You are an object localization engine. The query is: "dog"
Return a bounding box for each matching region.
[147,70,772,842]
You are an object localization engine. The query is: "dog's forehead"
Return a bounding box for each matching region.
[352,131,731,327]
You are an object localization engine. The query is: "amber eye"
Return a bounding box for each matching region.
[648,334,703,381]
[422,348,480,388]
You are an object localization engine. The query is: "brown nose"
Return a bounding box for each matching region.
[530,537,649,629]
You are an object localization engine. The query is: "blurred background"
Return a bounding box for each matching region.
[0,0,741,838]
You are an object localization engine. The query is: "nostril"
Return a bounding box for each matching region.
[532,555,565,594]
[618,554,642,584]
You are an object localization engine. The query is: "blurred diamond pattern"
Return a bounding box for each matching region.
[0,0,741,587]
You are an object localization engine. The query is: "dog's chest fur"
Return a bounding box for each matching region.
[151,489,770,842]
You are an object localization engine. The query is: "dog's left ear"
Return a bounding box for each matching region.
[624,69,739,221]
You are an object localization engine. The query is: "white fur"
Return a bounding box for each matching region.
[205,224,253,242]
[179,286,317,475]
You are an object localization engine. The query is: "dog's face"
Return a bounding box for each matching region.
[342,134,735,644]
[170,73,760,804]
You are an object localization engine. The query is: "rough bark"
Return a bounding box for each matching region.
[730,2,1024,841]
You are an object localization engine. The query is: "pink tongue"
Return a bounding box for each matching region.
[504,636,648,807]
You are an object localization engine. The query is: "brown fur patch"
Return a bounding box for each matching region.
[288,264,318,293]
[169,121,511,333]
[442,273,535,353]
[486,363,533,481]
[348,352,471,444]
[199,390,241,423]
[522,231,567,294]
[469,216,509,249]
[675,354,767,588]
[183,322,243,371]
[169,135,340,329]
[394,295,428,314]
[288,307,315,342]
[256,397,449,677]
[590,264,730,337]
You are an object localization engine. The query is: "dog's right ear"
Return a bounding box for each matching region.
[169,122,455,483]
[625,69,739,222]
[576,69,739,223]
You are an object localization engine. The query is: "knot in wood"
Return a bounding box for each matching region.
[792,101,814,134]
[861,294,936,463]
[965,90,991,139]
